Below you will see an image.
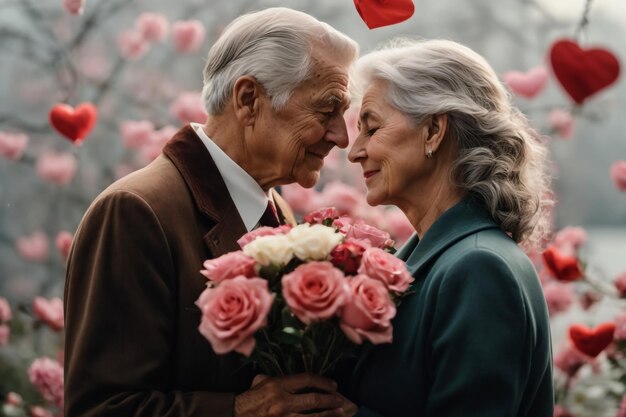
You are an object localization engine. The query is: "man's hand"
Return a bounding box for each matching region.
[234,373,354,417]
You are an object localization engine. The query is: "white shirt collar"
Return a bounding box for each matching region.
[191,123,270,231]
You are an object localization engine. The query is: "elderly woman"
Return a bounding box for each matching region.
[344,39,554,417]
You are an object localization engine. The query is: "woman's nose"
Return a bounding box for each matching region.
[348,135,366,163]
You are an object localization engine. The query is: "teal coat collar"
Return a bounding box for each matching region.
[398,199,501,276]
[350,200,502,389]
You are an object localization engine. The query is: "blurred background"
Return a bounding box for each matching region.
[0,0,625,415]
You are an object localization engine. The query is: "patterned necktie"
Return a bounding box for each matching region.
[259,200,280,228]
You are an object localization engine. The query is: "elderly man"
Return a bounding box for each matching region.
[64,7,358,417]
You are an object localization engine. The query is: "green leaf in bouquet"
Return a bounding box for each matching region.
[282,257,304,275]
[322,218,335,227]
[301,332,319,356]
[385,246,397,255]
[258,264,283,285]
[281,307,304,330]
[619,372,626,387]
[273,327,302,346]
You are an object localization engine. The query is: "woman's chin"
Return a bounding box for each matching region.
[365,190,384,207]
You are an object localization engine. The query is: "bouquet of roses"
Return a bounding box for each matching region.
[195,207,414,376]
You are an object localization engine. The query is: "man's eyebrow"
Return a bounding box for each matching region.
[318,94,349,109]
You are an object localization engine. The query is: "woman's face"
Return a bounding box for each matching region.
[348,80,431,207]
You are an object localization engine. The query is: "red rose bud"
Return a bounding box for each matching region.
[330,239,368,275]
[542,245,583,282]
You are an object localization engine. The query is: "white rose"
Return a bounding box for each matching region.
[243,234,294,266]
[288,224,344,261]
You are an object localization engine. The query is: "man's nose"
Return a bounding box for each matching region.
[325,116,349,149]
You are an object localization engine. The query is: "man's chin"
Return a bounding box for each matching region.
[295,171,320,189]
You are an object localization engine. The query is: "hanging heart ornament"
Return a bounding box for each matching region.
[549,39,620,104]
[354,0,415,29]
[49,102,98,145]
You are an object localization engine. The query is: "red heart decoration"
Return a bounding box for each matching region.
[354,0,414,29]
[542,245,583,282]
[569,322,615,358]
[549,39,621,104]
[49,102,98,144]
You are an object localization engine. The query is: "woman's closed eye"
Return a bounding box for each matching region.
[358,126,378,137]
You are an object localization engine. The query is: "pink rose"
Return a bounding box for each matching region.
[119,120,154,149]
[548,109,574,139]
[0,131,28,160]
[503,66,548,99]
[135,13,169,43]
[332,216,355,234]
[280,183,321,215]
[281,262,350,324]
[346,220,394,248]
[383,208,414,246]
[169,91,207,124]
[117,29,150,60]
[542,281,574,316]
[140,125,178,162]
[339,275,396,345]
[32,297,64,331]
[63,0,84,15]
[553,226,587,256]
[554,342,592,377]
[303,207,340,225]
[358,248,414,293]
[200,251,257,283]
[237,225,291,248]
[0,324,9,346]
[28,357,64,409]
[0,297,12,322]
[16,231,50,262]
[330,238,370,275]
[171,20,206,53]
[196,276,273,357]
[553,405,575,417]
[5,392,22,406]
[30,406,54,417]
[611,161,626,192]
[615,271,626,298]
[36,152,77,185]
[55,231,73,261]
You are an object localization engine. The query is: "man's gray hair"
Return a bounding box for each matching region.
[202,7,359,115]
[352,39,553,248]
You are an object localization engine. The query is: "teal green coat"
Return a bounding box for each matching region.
[348,200,553,417]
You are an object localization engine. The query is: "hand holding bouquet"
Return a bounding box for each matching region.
[195,207,414,376]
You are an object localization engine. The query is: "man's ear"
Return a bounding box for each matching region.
[424,113,448,153]
[231,76,263,126]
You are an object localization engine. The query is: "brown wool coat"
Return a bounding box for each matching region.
[64,125,296,417]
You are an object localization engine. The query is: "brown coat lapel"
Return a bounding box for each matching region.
[163,125,248,257]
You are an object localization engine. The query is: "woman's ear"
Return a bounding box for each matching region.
[424,113,448,154]
[231,76,263,126]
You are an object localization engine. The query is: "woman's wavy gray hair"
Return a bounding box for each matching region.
[202,7,359,115]
[352,39,553,247]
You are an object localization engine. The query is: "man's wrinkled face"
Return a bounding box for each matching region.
[254,52,351,188]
